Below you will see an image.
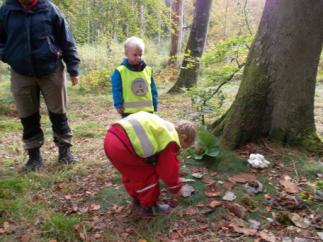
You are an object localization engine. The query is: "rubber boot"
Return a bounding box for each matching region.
[154,203,171,214]
[20,148,43,173]
[58,145,77,164]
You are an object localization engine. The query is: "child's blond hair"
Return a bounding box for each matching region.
[175,121,197,145]
[124,36,145,52]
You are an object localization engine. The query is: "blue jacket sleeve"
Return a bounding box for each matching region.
[151,76,158,111]
[52,6,80,76]
[111,70,123,109]
[0,12,5,61]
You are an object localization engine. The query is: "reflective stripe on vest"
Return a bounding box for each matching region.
[127,117,154,157]
[163,121,174,133]
[116,112,180,158]
[124,101,152,108]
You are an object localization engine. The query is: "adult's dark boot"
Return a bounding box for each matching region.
[20,148,43,173]
[58,145,77,164]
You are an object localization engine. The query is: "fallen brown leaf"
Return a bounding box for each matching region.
[202,177,215,186]
[3,222,10,232]
[208,200,222,208]
[112,204,124,213]
[204,186,221,197]
[94,233,101,239]
[79,232,86,241]
[272,195,305,210]
[223,182,235,190]
[279,179,299,194]
[196,202,205,208]
[264,193,272,200]
[19,234,32,242]
[288,213,309,228]
[229,222,257,236]
[224,203,247,218]
[184,206,199,216]
[259,230,276,242]
[200,208,213,215]
[89,203,101,211]
[54,182,65,190]
[212,220,229,231]
[230,173,256,183]
[170,231,182,240]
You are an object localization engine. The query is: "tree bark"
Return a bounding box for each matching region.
[168,0,212,93]
[140,5,145,37]
[168,0,184,67]
[211,0,323,153]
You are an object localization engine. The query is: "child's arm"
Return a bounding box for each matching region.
[111,70,124,113]
[155,142,183,194]
[151,77,158,112]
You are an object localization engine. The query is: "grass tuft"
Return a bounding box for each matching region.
[42,213,81,241]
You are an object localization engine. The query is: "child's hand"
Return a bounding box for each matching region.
[117,107,124,114]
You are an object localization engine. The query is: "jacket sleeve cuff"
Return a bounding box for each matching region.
[115,104,123,109]
[67,63,80,77]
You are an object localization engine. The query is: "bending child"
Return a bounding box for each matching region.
[111,36,158,118]
[104,111,197,219]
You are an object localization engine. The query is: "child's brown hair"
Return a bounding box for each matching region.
[175,121,197,146]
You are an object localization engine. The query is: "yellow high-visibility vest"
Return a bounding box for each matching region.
[116,112,180,158]
[117,65,154,113]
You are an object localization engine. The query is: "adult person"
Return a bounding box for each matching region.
[0,0,80,171]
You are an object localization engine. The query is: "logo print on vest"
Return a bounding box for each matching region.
[131,78,148,96]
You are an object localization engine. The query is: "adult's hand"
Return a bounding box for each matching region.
[70,75,79,86]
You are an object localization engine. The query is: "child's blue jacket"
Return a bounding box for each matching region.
[111,59,158,111]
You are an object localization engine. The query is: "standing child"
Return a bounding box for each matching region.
[111,36,158,118]
[104,111,197,219]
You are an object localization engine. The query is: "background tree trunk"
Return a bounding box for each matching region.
[140,5,145,37]
[168,0,183,67]
[211,0,323,153]
[168,0,212,93]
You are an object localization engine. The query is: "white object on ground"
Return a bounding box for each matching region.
[222,191,236,201]
[248,219,261,230]
[180,184,195,197]
[192,172,203,179]
[181,178,195,182]
[247,153,270,168]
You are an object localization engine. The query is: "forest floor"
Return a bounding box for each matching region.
[0,80,322,242]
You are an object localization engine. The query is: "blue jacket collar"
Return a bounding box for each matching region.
[121,58,146,71]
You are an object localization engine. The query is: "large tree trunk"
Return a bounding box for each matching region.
[168,0,212,93]
[211,0,323,153]
[168,0,184,67]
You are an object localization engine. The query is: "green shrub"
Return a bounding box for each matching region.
[78,68,111,93]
